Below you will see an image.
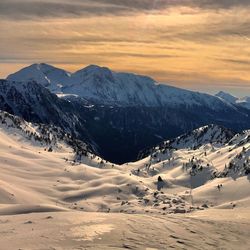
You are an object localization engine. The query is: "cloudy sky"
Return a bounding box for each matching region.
[1,0,250,96]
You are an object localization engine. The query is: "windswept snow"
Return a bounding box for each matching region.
[0,112,249,249]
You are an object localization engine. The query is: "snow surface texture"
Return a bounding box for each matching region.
[6,63,240,109]
[0,111,249,248]
[0,211,249,249]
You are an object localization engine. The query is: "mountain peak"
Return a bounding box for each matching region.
[7,63,71,92]
[215,91,238,103]
[83,64,108,71]
[73,64,113,79]
[15,63,59,72]
[168,124,236,149]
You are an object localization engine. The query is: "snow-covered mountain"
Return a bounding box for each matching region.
[6,64,244,108]
[216,91,250,110]
[160,124,235,150]
[1,78,250,164]
[0,79,96,152]
[137,124,250,181]
[139,124,235,158]
[7,63,71,93]
[0,79,71,125]
[65,65,244,108]
[63,65,161,106]
[215,91,238,103]
[3,65,250,163]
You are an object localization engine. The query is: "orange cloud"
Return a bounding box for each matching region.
[0,3,250,96]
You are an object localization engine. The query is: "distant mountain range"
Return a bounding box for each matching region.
[216,91,250,110]
[7,63,249,108]
[2,63,250,163]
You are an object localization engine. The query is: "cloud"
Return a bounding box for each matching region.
[196,0,250,9]
[1,0,250,20]
[0,0,128,20]
[218,58,250,66]
[1,0,250,97]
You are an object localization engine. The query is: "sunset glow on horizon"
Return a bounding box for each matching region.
[1,0,250,96]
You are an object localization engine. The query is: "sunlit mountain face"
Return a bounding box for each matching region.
[1,0,250,96]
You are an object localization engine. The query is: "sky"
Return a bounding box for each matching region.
[0,0,250,97]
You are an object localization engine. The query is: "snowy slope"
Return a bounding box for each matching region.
[139,124,235,159]
[0,111,249,250]
[162,124,235,150]
[0,111,249,215]
[0,79,97,151]
[0,111,93,159]
[136,124,250,188]
[0,111,196,215]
